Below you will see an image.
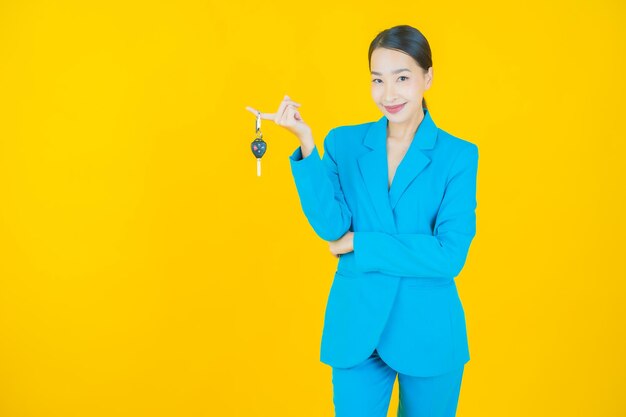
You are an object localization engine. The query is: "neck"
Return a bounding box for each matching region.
[387,107,425,142]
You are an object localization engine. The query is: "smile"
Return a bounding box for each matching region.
[384,103,406,113]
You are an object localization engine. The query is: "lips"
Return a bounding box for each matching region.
[385,103,406,113]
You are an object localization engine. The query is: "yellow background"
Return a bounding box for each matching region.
[1,1,625,416]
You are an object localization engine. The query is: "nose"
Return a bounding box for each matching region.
[383,83,397,104]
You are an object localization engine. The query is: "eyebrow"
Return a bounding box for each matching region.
[371,68,411,75]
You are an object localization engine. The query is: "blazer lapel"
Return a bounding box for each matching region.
[357,116,396,233]
[389,109,438,210]
[357,109,439,231]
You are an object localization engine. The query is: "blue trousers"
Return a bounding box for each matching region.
[331,349,464,417]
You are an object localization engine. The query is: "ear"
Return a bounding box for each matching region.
[424,67,433,90]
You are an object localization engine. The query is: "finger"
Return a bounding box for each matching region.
[280,105,293,125]
[245,106,275,119]
[285,100,301,107]
[278,102,297,125]
[276,95,301,123]
[283,94,301,107]
[276,96,299,123]
[282,104,298,124]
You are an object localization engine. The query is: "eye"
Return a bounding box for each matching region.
[372,76,408,83]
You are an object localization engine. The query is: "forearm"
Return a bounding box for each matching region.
[298,132,315,159]
[353,230,474,278]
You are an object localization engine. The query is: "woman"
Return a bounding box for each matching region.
[246,25,478,417]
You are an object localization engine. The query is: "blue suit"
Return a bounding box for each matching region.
[288,108,478,378]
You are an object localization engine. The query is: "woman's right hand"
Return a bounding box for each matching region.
[245,95,313,143]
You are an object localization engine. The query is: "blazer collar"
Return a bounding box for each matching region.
[357,108,438,232]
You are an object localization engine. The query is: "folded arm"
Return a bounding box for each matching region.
[353,144,479,278]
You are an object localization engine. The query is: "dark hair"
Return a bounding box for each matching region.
[368,25,432,110]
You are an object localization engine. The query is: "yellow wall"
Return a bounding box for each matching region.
[0,1,624,416]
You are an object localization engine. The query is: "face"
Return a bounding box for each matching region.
[370,47,433,124]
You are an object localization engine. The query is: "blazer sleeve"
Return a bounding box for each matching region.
[288,128,353,241]
[353,144,479,278]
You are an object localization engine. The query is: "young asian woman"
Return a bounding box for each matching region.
[246,24,478,417]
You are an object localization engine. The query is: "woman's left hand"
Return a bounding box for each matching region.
[329,231,354,258]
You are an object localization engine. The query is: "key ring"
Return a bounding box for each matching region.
[250,111,267,176]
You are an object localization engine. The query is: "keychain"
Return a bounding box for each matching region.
[250,112,267,176]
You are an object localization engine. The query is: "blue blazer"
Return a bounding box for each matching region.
[288,108,479,377]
